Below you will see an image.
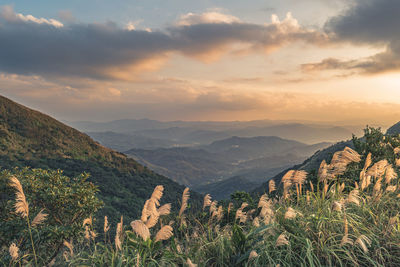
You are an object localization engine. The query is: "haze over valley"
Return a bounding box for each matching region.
[68,119,367,198]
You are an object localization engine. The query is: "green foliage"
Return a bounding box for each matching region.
[353,126,398,162]
[0,167,102,265]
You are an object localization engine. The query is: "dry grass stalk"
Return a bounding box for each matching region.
[9,176,29,218]
[323,182,329,195]
[384,165,397,184]
[63,240,74,257]
[31,209,48,227]
[136,253,140,267]
[84,225,90,241]
[386,185,397,192]
[186,258,198,267]
[115,216,123,251]
[284,207,297,219]
[363,152,372,170]
[236,203,248,224]
[367,160,389,178]
[355,235,371,253]
[332,201,343,212]
[340,235,354,246]
[179,187,190,217]
[331,147,361,165]
[104,216,110,233]
[9,243,19,261]
[145,212,160,229]
[269,179,276,194]
[150,185,164,206]
[249,250,258,261]
[293,170,308,186]
[319,148,361,184]
[90,230,97,240]
[131,220,150,241]
[158,203,171,216]
[216,205,224,221]
[227,202,233,215]
[82,217,92,227]
[373,178,382,195]
[282,170,295,185]
[339,182,345,193]
[347,189,360,206]
[210,200,218,215]
[141,200,150,222]
[155,225,173,242]
[203,194,212,210]
[253,217,260,227]
[276,233,289,247]
[396,159,400,167]
[258,194,269,209]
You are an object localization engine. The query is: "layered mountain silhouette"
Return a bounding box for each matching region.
[125,136,331,198]
[0,95,198,220]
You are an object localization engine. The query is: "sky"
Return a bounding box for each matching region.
[1,0,400,125]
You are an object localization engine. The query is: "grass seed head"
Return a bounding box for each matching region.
[155,225,173,242]
[9,176,29,218]
[31,209,48,227]
[179,187,190,217]
[131,220,151,241]
[9,243,19,261]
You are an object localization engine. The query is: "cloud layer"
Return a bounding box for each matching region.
[304,0,400,74]
[0,6,326,80]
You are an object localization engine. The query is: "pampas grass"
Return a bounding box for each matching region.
[9,176,29,218]
[269,180,276,194]
[6,137,400,266]
[31,209,47,227]
[9,176,37,265]
[186,258,197,267]
[9,243,19,261]
[131,220,151,241]
[158,203,171,216]
[276,233,289,247]
[179,187,190,217]
[104,216,110,233]
[154,225,173,242]
[203,194,212,210]
[115,216,123,251]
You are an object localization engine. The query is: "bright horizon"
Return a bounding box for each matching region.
[1,0,400,126]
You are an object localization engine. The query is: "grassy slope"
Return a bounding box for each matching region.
[0,95,199,221]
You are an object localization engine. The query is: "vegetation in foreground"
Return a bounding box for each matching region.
[1,127,400,266]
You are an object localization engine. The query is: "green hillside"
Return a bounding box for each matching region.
[0,95,198,220]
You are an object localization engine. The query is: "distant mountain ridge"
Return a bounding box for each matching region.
[125,135,331,194]
[0,95,198,220]
[73,118,363,146]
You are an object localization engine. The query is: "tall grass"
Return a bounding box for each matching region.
[4,139,400,266]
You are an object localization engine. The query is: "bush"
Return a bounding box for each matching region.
[0,167,102,265]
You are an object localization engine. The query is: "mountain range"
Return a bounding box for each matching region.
[70,118,364,148]
[125,136,331,198]
[0,95,199,221]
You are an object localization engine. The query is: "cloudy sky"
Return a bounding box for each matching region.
[1,0,400,124]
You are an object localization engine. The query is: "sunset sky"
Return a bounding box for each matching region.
[1,0,400,125]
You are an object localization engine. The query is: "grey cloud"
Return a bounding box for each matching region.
[308,0,400,74]
[0,7,326,80]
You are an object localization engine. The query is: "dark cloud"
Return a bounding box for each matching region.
[306,0,400,74]
[0,6,326,80]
